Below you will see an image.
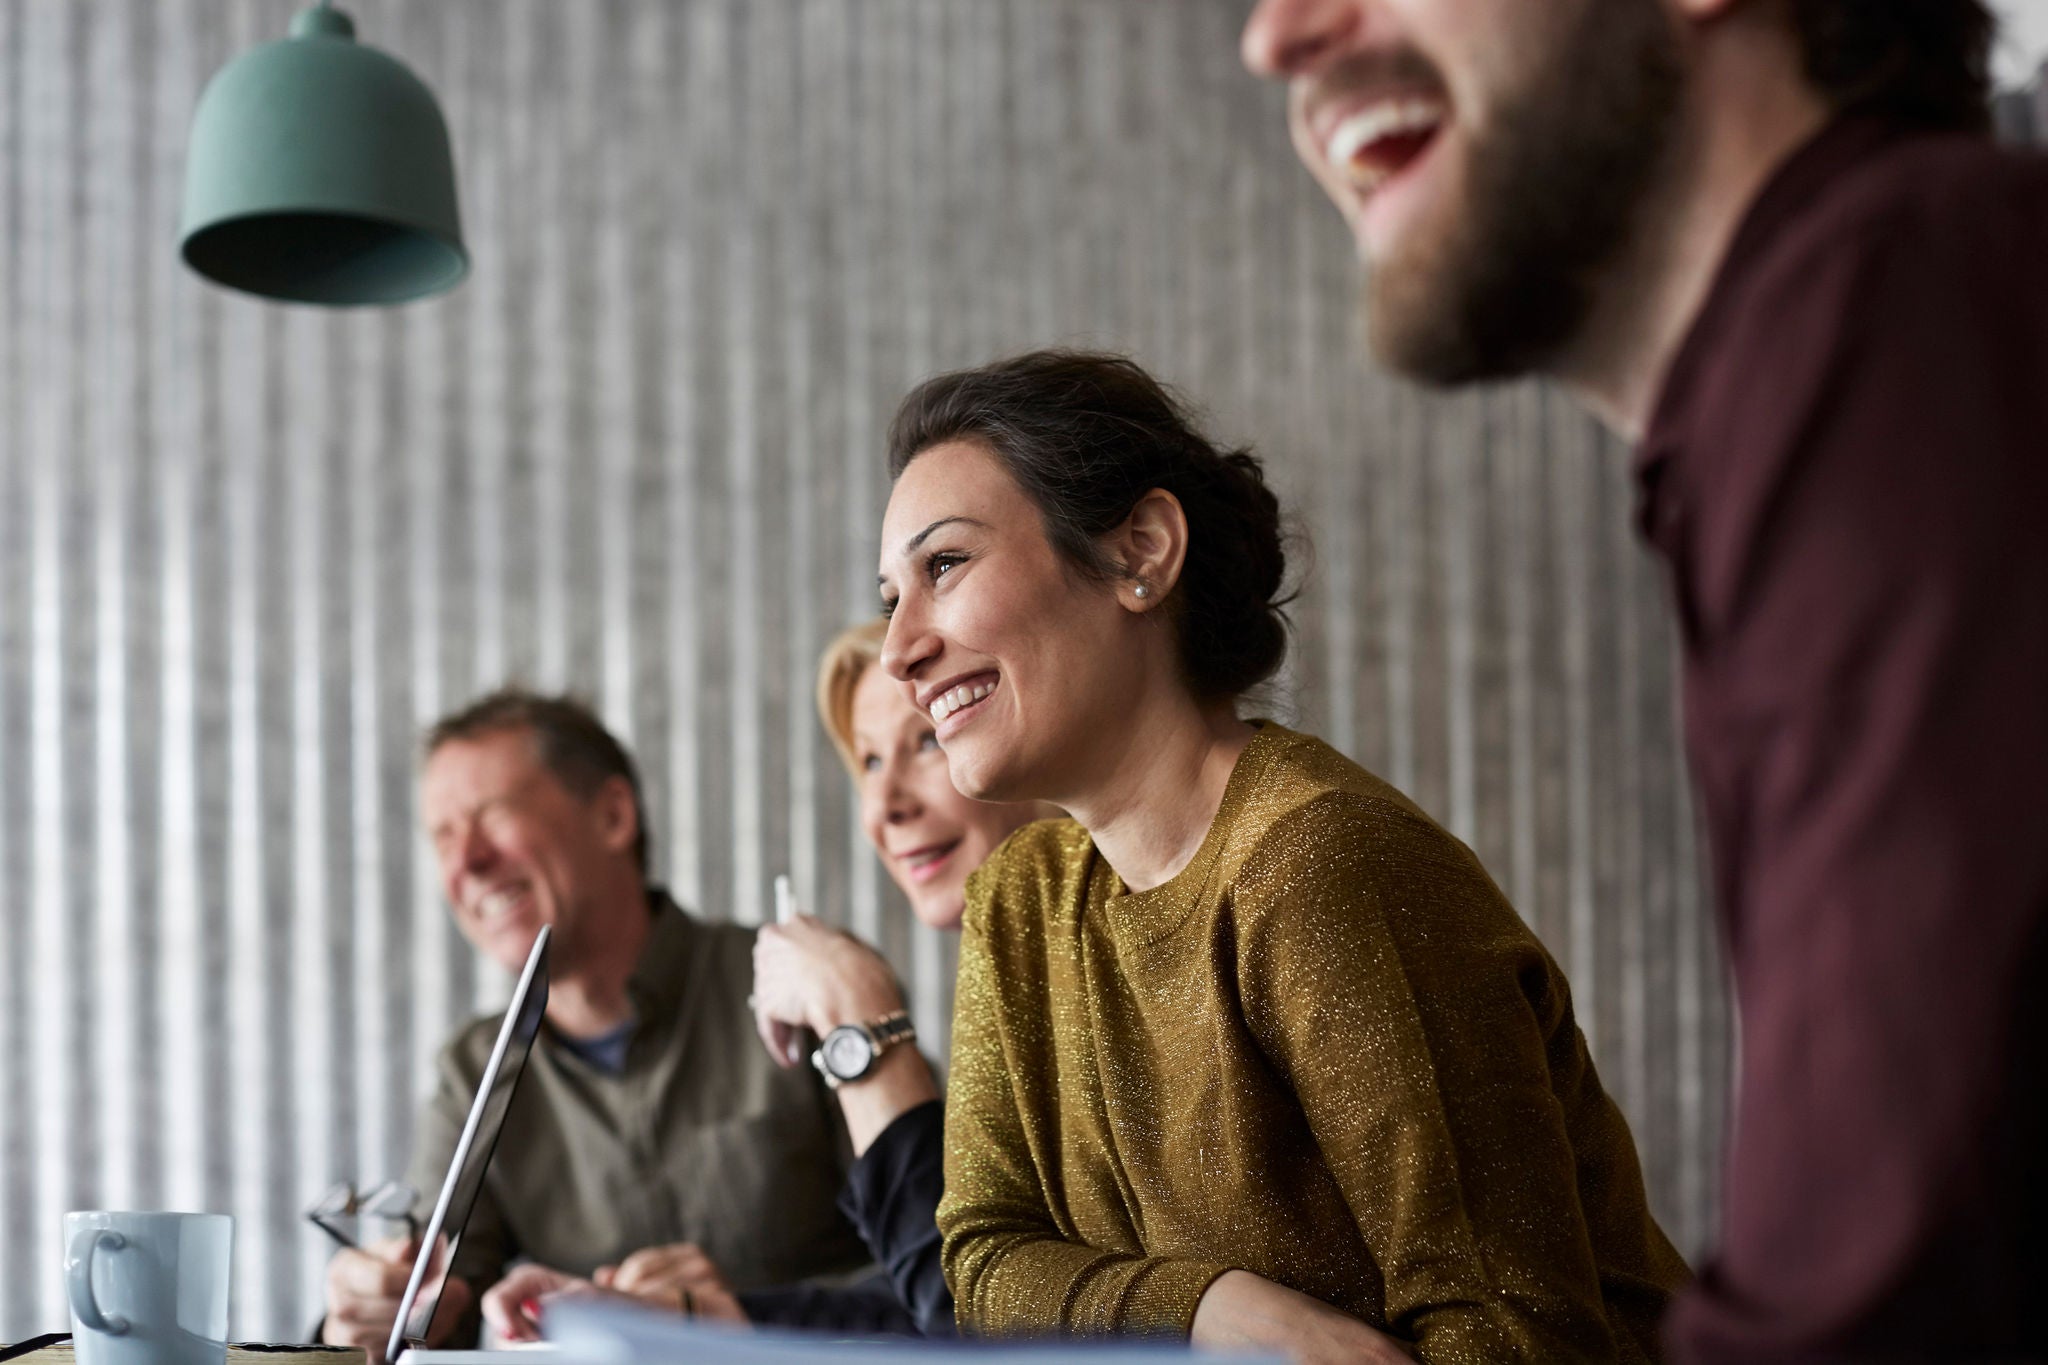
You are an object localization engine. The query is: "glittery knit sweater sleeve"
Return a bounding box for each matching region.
[1228,794,1683,1359]
[937,727,1685,1359]
[938,840,1236,1336]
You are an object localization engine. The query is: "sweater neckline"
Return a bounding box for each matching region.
[1087,721,1286,946]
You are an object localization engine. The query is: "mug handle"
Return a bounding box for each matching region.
[65,1228,131,1335]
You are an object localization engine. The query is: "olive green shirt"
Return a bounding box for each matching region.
[939,725,1688,1361]
[409,893,867,1317]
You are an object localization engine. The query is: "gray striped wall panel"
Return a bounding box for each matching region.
[8,0,1961,1339]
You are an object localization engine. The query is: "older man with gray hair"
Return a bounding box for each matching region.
[319,688,865,1359]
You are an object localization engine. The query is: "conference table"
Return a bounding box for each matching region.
[0,1344,360,1364]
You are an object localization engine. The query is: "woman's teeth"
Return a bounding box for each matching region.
[903,842,959,871]
[930,680,994,723]
[1326,98,1446,193]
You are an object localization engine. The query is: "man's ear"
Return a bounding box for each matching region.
[592,776,640,858]
[1113,488,1190,611]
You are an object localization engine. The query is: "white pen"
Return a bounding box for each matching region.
[773,874,802,1063]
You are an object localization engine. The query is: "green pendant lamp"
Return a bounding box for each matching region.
[180,2,467,306]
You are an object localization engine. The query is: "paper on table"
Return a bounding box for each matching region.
[544,1297,1286,1364]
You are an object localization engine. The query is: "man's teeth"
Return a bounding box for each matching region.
[1327,99,1446,191]
[929,681,994,723]
[478,886,526,919]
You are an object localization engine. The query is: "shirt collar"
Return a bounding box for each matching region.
[622,886,699,1027]
[1633,113,1910,537]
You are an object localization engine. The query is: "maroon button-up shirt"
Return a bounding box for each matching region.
[1640,115,2048,1362]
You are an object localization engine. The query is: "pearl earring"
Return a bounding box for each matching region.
[1134,582,1151,600]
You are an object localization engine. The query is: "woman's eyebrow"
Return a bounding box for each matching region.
[903,515,988,556]
[878,515,989,586]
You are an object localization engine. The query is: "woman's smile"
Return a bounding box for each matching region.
[922,672,1000,738]
[895,837,964,884]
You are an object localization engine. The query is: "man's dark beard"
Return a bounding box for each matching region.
[1369,0,1684,385]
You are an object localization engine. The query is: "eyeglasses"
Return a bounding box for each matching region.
[306,1179,420,1251]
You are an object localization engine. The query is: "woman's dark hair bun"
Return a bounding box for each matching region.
[888,349,1292,700]
[1177,448,1289,697]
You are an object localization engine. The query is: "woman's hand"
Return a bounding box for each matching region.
[1191,1270,1412,1365]
[597,1242,749,1326]
[751,914,907,1067]
[480,1246,750,1344]
[752,913,939,1156]
[479,1262,603,1343]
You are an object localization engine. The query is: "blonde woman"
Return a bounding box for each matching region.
[741,618,1050,1333]
[483,620,1045,1339]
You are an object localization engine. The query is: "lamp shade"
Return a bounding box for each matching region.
[180,4,467,305]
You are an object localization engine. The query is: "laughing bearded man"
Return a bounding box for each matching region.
[1243,1,2047,1361]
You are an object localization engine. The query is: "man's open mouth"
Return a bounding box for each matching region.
[1326,97,1448,198]
[472,882,531,922]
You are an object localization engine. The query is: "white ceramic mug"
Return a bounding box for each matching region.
[63,1211,233,1365]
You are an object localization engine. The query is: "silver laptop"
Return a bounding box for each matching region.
[388,925,554,1365]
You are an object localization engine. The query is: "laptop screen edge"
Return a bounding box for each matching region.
[385,924,553,1363]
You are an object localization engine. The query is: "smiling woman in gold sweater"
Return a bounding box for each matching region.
[874,350,1688,1365]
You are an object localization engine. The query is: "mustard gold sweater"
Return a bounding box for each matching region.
[938,724,1688,1361]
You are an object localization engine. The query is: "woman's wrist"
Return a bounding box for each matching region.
[813,981,908,1036]
[1190,1270,1256,1349]
[834,1043,940,1157]
[1191,1271,1410,1365]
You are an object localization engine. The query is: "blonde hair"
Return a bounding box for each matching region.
[816,618,889,775]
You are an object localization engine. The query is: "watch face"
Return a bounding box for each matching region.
[821,1026,874,1080]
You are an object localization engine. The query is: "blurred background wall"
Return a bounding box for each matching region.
[1,0,2040,1342]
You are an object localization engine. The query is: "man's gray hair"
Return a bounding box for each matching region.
[423,687,650,877]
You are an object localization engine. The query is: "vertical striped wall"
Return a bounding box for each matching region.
[27,0,2040,1341]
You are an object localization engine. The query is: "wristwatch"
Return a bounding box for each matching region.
[811,1011,916,1088]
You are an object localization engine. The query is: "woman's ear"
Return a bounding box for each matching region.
[1114,488,1189,610]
